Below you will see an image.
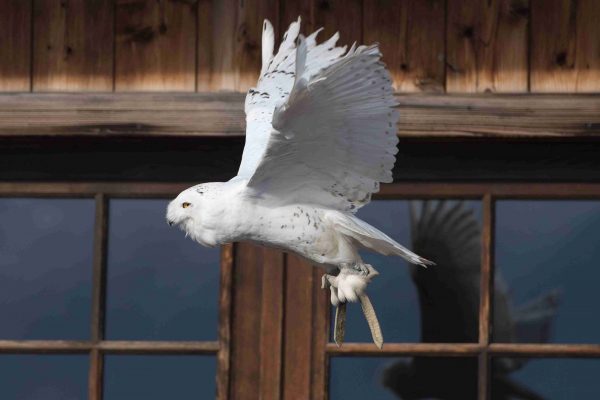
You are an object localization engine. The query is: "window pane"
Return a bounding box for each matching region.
[494,201,600,343]
[106,199,220,340]
[330,200,481,343]
[0,355,88,400]
[0,198,94,339]
[492,358,600,399]
[104,355,216,399]
[330,356,477,399]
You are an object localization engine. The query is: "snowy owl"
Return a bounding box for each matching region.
[167,17,433,345]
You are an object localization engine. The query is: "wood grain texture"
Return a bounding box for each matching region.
[0,340,219,353]
[282,254,314,400]
[115,0,196,91]
[33,0,114,91]
[0,92,245,136]
[478,194,495,400]
[1,93,598,138]
[0,0,32,91]
[217,244,234,400]
[5,182,600,200]
[364,0,445,92]
[281,0,314,34]
[230,242,264,400]
[447,0,529,92]
[229,243,286,400]
[531,0,600,92]
[89,193,108,400]
[310,267,329,400]
[326,342,482,356]
[314,0,362,44]
[88,348,103,400]
[258,248,285,400]
[325,342,600,357]
[197,0,278,91]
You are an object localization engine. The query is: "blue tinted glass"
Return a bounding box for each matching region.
[495,201,600,343]
[330,200,481,343]
[0,355,88,400]
[0,198,94,339]
[492,358,600,399]
[106,199,220,340]
[330,356,477,399]
[104,355,216,399]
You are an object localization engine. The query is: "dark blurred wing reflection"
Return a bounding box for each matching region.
[409,200,482,343]
[383,201,560,400]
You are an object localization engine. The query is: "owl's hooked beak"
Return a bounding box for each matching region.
[167,219,174,226]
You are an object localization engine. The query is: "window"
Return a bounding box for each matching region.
[326,183,600,400]
[2,134,600,400]
[0,185,232,400]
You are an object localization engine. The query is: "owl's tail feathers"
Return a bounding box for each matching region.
[325,211,435,268]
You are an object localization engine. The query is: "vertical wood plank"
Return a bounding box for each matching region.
[230,242,264,400]
[115,0,196,91]
[230,243,286,400]
[310,267,330,400]
[281,0,314,34]
[364,0,445,92]
[89,194,108,400]
[197,0,278,92]
[235,0,279,90]
[88,348,104,400]
[0,0,32,91]
[531,0,600,92]
[282,254,314,400]
[258,249,285,400]
[313,0,362,43]
[196,0,219,91]
[33,0,114,91]
[446,0,529,92]
[217,243,234,400]
[478,194,495,400]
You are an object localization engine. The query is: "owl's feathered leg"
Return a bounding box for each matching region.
[322,263,383,348]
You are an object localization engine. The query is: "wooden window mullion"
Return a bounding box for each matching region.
[478,193,495,399]
[89,193,108,400]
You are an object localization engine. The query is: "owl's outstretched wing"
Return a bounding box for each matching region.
[235,18,398,213]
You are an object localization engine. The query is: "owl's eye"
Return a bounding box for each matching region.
[182,202,191,208]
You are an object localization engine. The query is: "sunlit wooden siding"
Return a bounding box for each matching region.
[1,0,599,93]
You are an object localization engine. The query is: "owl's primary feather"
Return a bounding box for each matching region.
[167,18,431,314]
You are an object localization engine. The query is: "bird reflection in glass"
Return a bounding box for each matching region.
[383,201,561,400]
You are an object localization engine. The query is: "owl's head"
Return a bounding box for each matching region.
[166,182,223,236]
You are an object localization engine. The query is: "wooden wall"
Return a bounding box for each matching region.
[1,0,599,93]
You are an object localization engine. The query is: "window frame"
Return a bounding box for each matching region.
[325,182,600,400]
[0,182,233,400]
[2,182,600,400]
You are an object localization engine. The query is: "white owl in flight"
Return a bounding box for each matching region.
[167,17,433,333]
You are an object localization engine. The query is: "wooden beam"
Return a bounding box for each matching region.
[326,342,600,357]
[0,340,219,354]
[0,93,598,138]
[326,343,482,356]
